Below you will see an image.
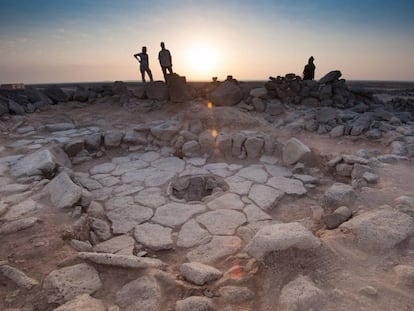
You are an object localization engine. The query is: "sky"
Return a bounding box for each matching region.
[0,0,413,84]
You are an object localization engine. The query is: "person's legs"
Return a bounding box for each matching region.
[161,66,167,81]
[167,66,173,74]
[140,68,146,83]
[146,68,153,82]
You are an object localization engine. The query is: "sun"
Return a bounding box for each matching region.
[186,43,218,78]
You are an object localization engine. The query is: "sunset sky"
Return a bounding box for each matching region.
[0,0,413,84]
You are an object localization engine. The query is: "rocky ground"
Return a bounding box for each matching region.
[0,73,414,310]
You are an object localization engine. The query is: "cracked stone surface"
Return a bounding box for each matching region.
[134,223,173,250]
[152,202,206,228]
[107,205,153,234]
[196,209,246,235]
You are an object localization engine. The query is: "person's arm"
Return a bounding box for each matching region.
[169,51,172,65]
[134,53,141,62]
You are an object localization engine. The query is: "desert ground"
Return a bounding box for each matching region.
[0,73,414,311]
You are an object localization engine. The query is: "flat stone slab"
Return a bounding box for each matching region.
[116,276,161,311]
[152,202,206,228]
[265,164,292,177]
[1,199,38,221]
[236,166,268,183]
[180,262,223,285]
[186,236,243,264]
[89,162,116,175]
[42,263,102,304]
[226,177,252,195]
[196,209,246,235]
[152,156,185,173]
[206,193,244,210]
[134,187,166,208]
[339,208,414,252]
[134,223,173,250]
[47,172,82,208]
[267,176,307,195]
[93,235,135,254]
[177,219,211,248]
[248,184,284,210]
[107,205,153,234]
[246,222,321,261]
[111,160,148,176]
[175,296,215,311]
[10,149,56,178]
[0,264,39,290]
[78,252,165,269]
[53,294,106,311]
[0,217,39,235]
[244,204,272,222]
[104,195,134,211]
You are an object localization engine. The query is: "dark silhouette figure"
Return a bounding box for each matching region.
[303,56,315,80]
[158,42,173,81]
[134,46,153,83]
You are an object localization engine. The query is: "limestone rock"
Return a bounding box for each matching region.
[246,222,321,261]
[393,265,414,287]
[219,286,255,304]
[175,296,215,311]
[206,193,244,210]
[53,294,106,311]
[196,209,246,235]
[177,219,211,248]
[322,183,357,211]
[0,217,39,235]
[186,236,242,264]
[106,205,153,234]
[85,133,102,151]
[64,139,84,157]
[167,73,192,102]
[43,263,102,304]
[209,80,242,106]
[245,136,264,159]
[10,149,57,178]
[134,223,173,250]
[134,187,166,208]
[236,166,268,183]
[1,265,39,289]
[89,217,112,241]
[1,198,38,221]
[151,120,181,141]
[104,130,124,147]
[248,184,284,210]
[250,87,267,97]
[115,276,161,311]
[180,262,222,285]
[78,252,165,269]
[93,235,135,254]
[323,206,352,229]
[152,202,206,228]
[319,70,342,84]
[340,208,414,252]
[282,138,311,165]
[279,275,324,311]
[267,176,307,195]
[8,99,25,115]
[47,172,82,208]
[316,107,336,123]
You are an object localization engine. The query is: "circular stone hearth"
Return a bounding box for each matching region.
[169,174,229,202]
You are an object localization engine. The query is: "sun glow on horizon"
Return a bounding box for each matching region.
[185,43,219,79]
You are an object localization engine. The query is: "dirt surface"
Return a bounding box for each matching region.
[0,80,413,311]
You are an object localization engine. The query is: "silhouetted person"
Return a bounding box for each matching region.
[303,56,315,80]
[158,42,173,81]
[134,46,153,83]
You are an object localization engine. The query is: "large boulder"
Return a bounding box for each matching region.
[180,262,222,285]
[166,73,192,102]
[10,149,57,178]
[322,183,357,211]
[43,263,102,304]
[208,81,242,106]
[245,222,321,261]
[47,172,82,208]
[282,138,311,165]
[319,70,342,84]
[339,208,414,252]
[145,81,169,100]
[43,85,69,103]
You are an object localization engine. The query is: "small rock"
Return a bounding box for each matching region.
[218,286,255,304]
[180,262,223,285]
[115,276,161,310]
[282,138,311,165]
[47,172,82,208]
[1,265,39,289]
[323,206,352,229]
[359,286,378,297]
[394,265,414,287]
[322,183,357,211]
[77,252,165,269]
[53,294,106,311]
[175,296,215,311]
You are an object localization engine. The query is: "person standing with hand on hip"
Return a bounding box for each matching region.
[134,46,153,83]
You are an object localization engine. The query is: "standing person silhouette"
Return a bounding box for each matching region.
[303,56,315,80]
[133,46,153,83]
[158,42,173,81]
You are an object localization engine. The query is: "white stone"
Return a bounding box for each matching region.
[248,184,284,210]
[77,252,164,269]
[107,205,153,234]
[246,222,321,261]
[93,235,135,254]
[47,172,82,208]
[89,162,116,175]
[177,219,211,248]
[206,193,244,210]
[282,138,311,165]
[152,202,206,228]
[180,262,222,285]
[1,199,38,221]
[236,166,268,183]
[134,223,173,250]
[244,204,272,222]
[186,236,242,264]
[267,176,307,195]
[134,187,166,208]
[116,276,161,310]
[53,294,106,311]
[196,209,246,235]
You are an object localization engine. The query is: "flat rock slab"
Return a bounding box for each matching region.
[265,164,292,177]
[177,219,211,248]
[248,184,284,210]
[186,236,242,264]
[175,296,215,311]
[339,208,414,252]
[206,193,244,210]
[0,217,39,235]
[236,166,269,183]
[1,199,38,221]
[47,172,82,208]
[152,202,206,228]
[89,162,116,175]
[78,252,165,269]
[134,187,166,208]
[53,294,106,311]
[196,209,246,235]
[115,276,161,311]
[93,235,135,254]
[10,149,56,178]
[244,204,272,222]
[152,156,185,173]
[134,223,173,250]
[43,263,102,304]
[180,262,222,285]
[1,265,39,289]
[267,176,307,195]
[246,222,321,261]
[107,205,153,234]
